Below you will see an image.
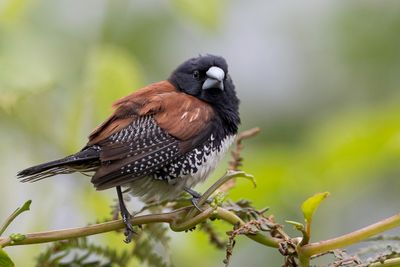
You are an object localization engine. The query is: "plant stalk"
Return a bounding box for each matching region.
[299,213,400,257]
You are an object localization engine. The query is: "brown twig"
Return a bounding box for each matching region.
[228,127,261,171]
[219,127,260,193]
[0,168,279,249]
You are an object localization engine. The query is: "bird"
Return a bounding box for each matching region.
[17,54,240,243]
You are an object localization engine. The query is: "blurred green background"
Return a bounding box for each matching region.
[1,0,400,266]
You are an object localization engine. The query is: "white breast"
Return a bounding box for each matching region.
[182,134,235,189]
[127,135,236,203]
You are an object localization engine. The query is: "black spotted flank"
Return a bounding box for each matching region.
[91,117,182,190]
[153,135,226,183]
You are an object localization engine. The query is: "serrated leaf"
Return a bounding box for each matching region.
[301,192,330,223]
[0,248,14,267]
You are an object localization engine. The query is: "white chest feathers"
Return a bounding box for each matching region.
[127,134,236,203]
[182,134,235,188]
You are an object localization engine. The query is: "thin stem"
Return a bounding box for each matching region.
[0,200,31,236]
[170,207,214,231]
[200,171,254,206]
[228,127,261,171]
[298,255,310,267]
[299,213,400,257]
[216,207,280,248]
[0,206,280,249]
[186,170,255,218]
[369,257,400,267]
[0,208,187,247]
[305,220,311,243]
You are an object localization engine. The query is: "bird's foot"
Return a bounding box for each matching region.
[116,185,136,243]
[121,211,136,243]
[191,197,203,212]
[184,187,211,211]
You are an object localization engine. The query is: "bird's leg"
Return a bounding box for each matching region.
[116,186,135,243]
[184,187,204,211]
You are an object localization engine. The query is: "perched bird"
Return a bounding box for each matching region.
[18,54,240,242]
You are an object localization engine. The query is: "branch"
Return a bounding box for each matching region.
[298,213,400,257]
[0,208,183,247]
[5,126,400,267]
[0,206,280,249]
[369,257,400,267]
[216,207,279,248]
[185,170,255,219]
[220,127,261,193]
[228,127,260,171]
[0,127,266,249]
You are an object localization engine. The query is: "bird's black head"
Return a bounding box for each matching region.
[169,54,240,134]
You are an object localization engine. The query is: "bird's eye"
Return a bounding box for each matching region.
[193,70,201,80]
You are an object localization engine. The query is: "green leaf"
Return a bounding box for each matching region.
[210,192,226,208]
[9,233,26,243]
[18,200,31,213]
[301,192,330,223]
[286,220,305,231]
[0,248,14,267]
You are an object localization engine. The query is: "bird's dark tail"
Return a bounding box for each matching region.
[17,146,101,183]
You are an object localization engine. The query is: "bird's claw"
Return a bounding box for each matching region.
[121,213,136,243]
[185,187,212,211]
[116,186,136,243]
[123,228,135,243]
[191,197,203,212]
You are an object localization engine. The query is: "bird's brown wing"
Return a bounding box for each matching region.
[88,81,174,145]
[88,81,215,190]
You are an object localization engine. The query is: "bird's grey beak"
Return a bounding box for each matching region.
[202,66,225,90]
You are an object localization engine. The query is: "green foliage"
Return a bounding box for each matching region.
[0,248,14,267]
[34,210,172,267]
[1,1,400,266]
[17,200,31,213]
[132,225,171,267]
[9,233,26,243]
[223,199,281,266]
[285,220,305,232]
[301,192,329,224]
[36,237,131,267]
[0,200,31,236]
